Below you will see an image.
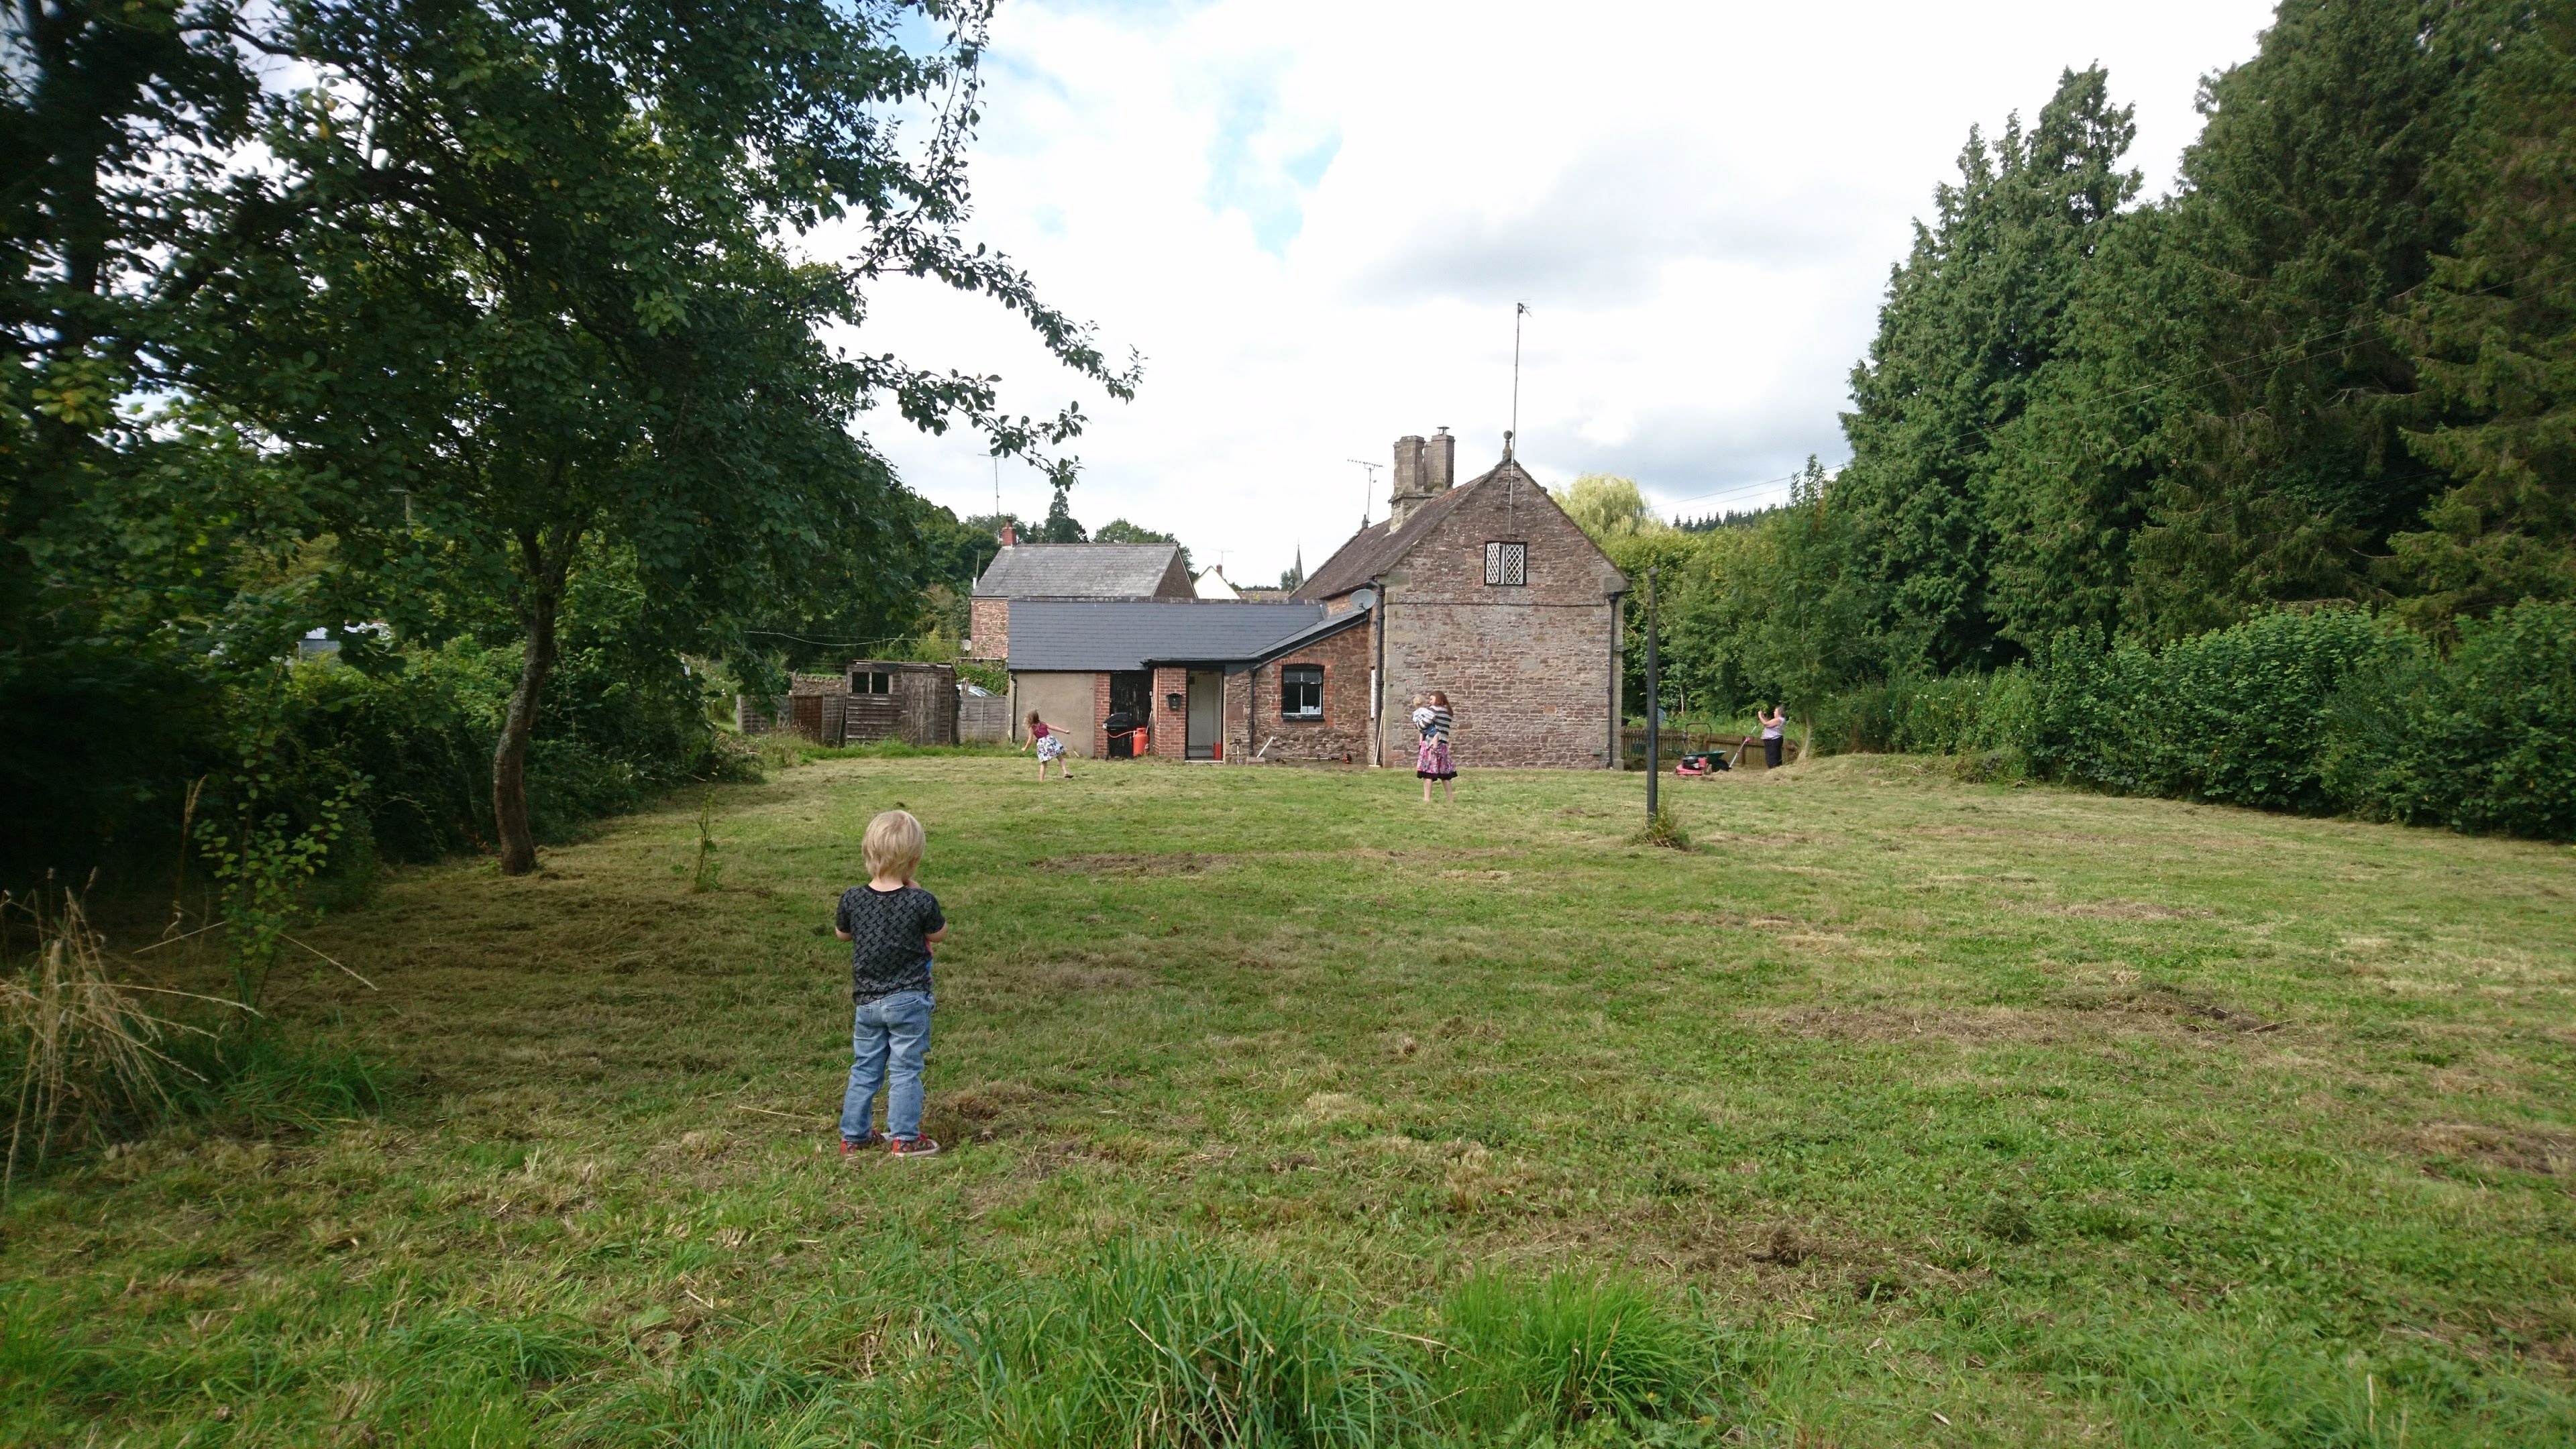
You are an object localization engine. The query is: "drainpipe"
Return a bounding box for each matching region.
[1607,584,1627,769]
[1369,575,1388,769]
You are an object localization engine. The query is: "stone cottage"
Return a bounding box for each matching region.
[977,433,1627,769]
[1274,430,1629,769]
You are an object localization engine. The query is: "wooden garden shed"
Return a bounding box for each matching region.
[841,659,959,747]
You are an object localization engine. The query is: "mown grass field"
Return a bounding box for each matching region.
[7,751,2575,1446]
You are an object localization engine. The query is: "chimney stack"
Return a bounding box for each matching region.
[1389,431,1444,528]
[998,523,1016,547]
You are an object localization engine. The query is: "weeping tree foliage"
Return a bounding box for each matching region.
[167,0,1134,874]
[1552,474,1664,542]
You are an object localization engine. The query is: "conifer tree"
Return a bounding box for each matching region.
[1835,65,2138,673]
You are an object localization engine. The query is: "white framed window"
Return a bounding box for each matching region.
[1281,664,1324,718]
[1485,541,1527,586]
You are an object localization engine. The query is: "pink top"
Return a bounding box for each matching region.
[1028,720,1052,740]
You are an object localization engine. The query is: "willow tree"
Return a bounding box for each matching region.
[182,0,1132,872]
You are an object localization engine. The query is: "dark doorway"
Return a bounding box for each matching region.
[1186,670,1222,759]
[1106,670,1152,757]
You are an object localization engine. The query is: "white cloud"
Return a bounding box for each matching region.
[843,0,2276,582]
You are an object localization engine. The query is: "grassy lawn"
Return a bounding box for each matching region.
[7,752,2575,1446]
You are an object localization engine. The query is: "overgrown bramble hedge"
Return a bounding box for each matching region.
[1815,602,2576,841]
[289,640,749,866]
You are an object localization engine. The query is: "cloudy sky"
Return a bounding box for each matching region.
[843,0,2278,586]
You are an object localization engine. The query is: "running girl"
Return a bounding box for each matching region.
[1022,710,1074,781]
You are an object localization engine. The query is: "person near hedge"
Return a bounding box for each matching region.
[1759,703,1788,769]
[1411,690,1456,802]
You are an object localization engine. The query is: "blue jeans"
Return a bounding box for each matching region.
[840,989,932,1142]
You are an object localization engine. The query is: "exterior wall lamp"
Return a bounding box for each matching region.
[1165,692,1185,712]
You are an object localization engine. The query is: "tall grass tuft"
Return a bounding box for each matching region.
[945,1236,1419,1448]
[1633,806,1693,851]
[0,890,195,1191]
[1433,1269,1711,1434]
[160,1020,397,1129]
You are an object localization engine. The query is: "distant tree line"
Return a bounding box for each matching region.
[1578,0,2573,837]
[2,0,1135,895]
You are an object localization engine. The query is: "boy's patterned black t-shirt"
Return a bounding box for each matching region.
[834,885,943,1004]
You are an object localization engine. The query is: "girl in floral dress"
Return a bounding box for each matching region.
[1411,691,1454,802]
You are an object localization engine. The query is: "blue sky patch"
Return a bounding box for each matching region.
[1201,72,1340,256]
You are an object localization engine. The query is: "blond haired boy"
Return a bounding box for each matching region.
[831,809,947,1157]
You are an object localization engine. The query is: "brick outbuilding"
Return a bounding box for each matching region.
[967,535,1193,667]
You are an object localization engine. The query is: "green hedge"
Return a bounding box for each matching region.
[1813,602,2576,841]
[2318,604,2576,839]
[294,639,747,865]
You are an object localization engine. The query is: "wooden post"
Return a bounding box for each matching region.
[1644,567,1660,822]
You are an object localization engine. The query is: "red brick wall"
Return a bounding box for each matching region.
[1377,475,1623,769]
[1091,672,1113,760]
[1224,623,1374,763]
[1150,665,1188,759]
[968,598,1008,660]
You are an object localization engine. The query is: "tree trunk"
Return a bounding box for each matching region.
[492,523,578,875]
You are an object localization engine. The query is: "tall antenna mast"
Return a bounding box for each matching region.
[1345,458,1382,529]
[1508,301,1529,460]
[992,455,1003,537]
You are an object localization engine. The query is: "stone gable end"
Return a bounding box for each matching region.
[1379,474,1623,769]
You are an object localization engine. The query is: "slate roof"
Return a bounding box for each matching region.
[1221,603,1373,674]
[1007,600,1329,672]
[1293,457,1543,601]
[972,543,1191,600]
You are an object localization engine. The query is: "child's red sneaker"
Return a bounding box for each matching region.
[841,1133,883,1156]
[887,1136,942,1159]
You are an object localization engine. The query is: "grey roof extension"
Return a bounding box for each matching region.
[972,543,1193,600]
[1008,600,1327,672]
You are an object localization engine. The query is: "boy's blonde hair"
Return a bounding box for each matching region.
[863,809,925,879]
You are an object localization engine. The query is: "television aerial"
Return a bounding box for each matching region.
[1346,458,1381,529]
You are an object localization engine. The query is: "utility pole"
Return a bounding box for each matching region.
[1644,566,1660,822]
